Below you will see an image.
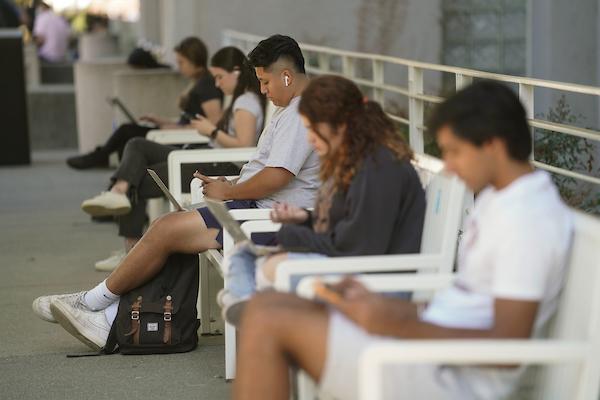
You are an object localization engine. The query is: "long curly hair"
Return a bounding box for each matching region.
[299,75,413,191]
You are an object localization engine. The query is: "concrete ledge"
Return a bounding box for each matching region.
[28,84,77,150]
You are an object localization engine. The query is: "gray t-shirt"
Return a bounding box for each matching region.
[211,91,264,148]
[237,96,320,209]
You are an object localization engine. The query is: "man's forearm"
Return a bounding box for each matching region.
[227,168,293,200]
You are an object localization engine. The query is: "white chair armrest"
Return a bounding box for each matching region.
[274,254,445,292]
[228,208,274,220]
[295,273,455,298]
[359,340,587,400]
[146,128,209,145]
[168,147,255,211]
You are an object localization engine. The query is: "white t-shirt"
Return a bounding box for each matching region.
[421,170,573,398]
[210,91,264,149]
[237,96,320,209]
[33,10,71,62]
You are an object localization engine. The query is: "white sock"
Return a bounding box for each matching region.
[84,279,119,311]
[104,301,119,326]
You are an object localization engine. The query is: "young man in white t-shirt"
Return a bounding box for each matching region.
[232,80,573,400]
[31,35,320,351]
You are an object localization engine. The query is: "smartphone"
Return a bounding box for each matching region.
[180,111,196,121]
[314,281,344,305]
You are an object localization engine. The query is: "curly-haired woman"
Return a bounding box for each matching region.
[220,74,426,323]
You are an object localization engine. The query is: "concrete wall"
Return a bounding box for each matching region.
[531,0,599,125]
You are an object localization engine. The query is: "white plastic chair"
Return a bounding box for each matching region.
[273,154,470,293]
[216,155,470,381]
[332,210,600,400]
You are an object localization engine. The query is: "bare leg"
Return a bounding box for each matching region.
[106,210,220,294]
[234,292,330,400]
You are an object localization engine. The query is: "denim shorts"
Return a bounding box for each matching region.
[197,199,277,246]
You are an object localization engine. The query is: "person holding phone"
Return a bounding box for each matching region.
[80,46,265,272]
[66,36,222,170]
[233,81,573,400]
[31,36,321,353]
[218,75,426,324]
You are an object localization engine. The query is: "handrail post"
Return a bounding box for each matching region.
[372,59,385,105]
[318,53,330,74]
[455,73,473,90]
[408,66,425,153]
[519,83,535,160]
[342,55,355,78]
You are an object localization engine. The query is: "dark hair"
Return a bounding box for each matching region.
[428,80,532,161]
[299,75,413,190]
[174,37,208,71]
[211,46,266,133]
[247,34,305,74]
[127,48,166,69]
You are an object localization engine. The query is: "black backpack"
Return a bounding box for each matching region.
[103,253,200,355]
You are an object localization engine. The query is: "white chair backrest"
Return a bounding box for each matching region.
[412,154,469,272]
[536,211,600,399]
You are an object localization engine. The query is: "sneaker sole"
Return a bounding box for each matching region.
[50,302,104,351]
[32,299,57,323]
[81,204,131,217]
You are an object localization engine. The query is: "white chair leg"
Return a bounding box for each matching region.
[225,321,237,380]
[198,254,211,335]
[297,371,318,400]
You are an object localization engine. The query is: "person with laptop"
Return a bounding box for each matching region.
[80,46,266,272]
[232,80,573,400]
[31,35,321,352]
[66,36,222,170]
[218,75,426,324]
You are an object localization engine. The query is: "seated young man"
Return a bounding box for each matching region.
[233,80,573,400]
[31,34,320,351]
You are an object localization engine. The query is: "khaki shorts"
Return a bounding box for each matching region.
[318,311,517,400]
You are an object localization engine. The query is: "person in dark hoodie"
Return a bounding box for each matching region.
[218,75,426,324]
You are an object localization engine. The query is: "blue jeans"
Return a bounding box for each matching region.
[226,247,327,299]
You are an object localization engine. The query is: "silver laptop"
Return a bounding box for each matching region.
[147,168,281,256]
[147,168,188,211]
[203,198,282,256]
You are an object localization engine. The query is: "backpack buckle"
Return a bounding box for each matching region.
[131,310,140,320]
[164,312,172,321]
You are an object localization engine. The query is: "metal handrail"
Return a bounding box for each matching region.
[223,29,600,188]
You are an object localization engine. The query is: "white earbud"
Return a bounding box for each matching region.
[284,76,290,87]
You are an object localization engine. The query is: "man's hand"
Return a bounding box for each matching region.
[270,202,309,224]
[328,277,417,336]
[193,171,233,200]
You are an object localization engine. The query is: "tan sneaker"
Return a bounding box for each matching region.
[94,249,126,272]
[81,191,131,217]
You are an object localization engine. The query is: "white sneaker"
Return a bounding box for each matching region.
[32,291,86,323]
[217,288,248,328]
[95,249,126,272]
[50,293,111,351]
[81,191,131,217]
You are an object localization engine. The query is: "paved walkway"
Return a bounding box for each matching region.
[0,150,230,400]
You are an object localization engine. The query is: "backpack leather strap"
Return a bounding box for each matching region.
[125,296,142,345]
[163,295,173,344]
